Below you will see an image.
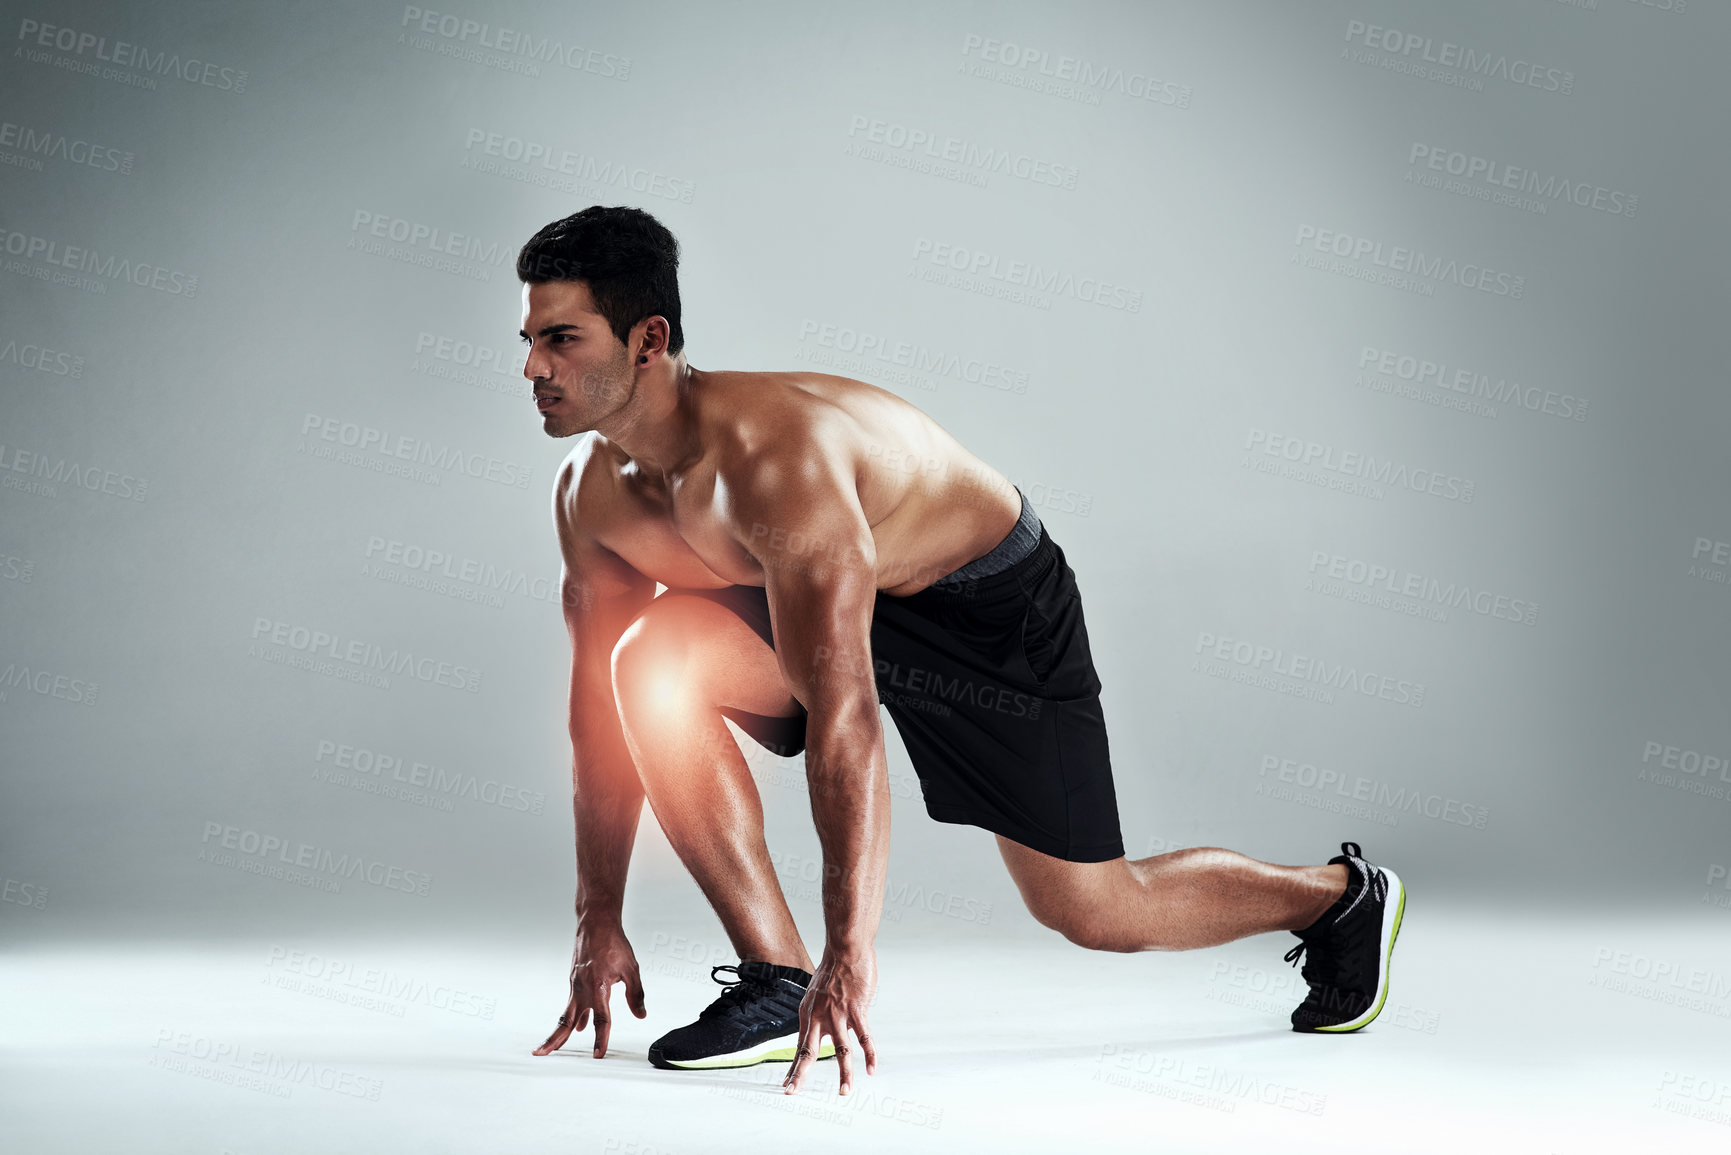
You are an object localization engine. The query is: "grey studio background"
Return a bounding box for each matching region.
[3,1,1729,1152]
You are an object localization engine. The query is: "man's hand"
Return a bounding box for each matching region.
[534,922,646,1058]
[783,945,878,1095]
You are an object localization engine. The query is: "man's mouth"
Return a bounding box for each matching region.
[534,393,560,412]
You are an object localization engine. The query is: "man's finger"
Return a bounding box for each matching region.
[533,1021,572,1056]
[782,1021,822,1094]
[834,1028,854,1096]
[782,1000,815,1092]
[590,979,614,1058]
[782,1041,812,1094]
[856,1023,879,1075]
[533,994,580,1055]
[625,970,647,1019]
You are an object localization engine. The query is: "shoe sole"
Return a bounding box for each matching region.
[649,1037,837,1071]
[1301,866,1406,1034]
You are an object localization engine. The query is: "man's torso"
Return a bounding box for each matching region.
[559,370,1024,596]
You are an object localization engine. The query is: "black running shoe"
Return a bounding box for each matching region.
[1284,842,1406,1033]
[647,961,837,1070]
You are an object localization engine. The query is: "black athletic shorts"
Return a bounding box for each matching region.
[656,523,1124,863]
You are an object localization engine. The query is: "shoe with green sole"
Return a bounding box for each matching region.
[1285,841,1406,1033]
[648,961,837,1070]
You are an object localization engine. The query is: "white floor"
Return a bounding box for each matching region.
[5,904,1730,1154]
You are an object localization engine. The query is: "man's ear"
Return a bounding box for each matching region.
[635,316,671,365]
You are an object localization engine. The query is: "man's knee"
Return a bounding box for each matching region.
[610,607,698,710]
[1022,891,1131,952]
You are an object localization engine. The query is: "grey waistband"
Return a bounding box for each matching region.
[935,485,1042,585]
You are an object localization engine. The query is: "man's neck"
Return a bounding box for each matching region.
[596,357,702,485]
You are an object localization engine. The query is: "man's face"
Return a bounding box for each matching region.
[519,280,634,438]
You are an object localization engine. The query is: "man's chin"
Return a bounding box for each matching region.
[541,416,586,438]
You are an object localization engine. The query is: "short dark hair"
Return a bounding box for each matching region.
[517,205,684,355]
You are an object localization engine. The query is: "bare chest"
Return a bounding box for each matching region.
[603,468,764,589]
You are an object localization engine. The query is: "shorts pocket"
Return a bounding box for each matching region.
[1020,601,1059,687]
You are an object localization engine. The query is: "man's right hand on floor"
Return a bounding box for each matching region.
[534,922,647,1059]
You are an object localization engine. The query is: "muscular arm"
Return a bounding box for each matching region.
[554,448,656,924]
[536,442,660,1059]
[724,436,889,951]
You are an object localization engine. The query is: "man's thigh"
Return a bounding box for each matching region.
[647,586,807,757]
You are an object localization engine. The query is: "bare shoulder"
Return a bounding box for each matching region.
[707,372,864,494]
[550,432,607,546]
[702,373,875,567]
[550,433,643,601]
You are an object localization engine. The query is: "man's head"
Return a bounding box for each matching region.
[517,205,684,438]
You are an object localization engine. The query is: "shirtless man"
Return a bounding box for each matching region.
[520,206,1405,1097]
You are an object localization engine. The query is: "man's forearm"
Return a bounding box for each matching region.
[804,695,891,951]
[571,689,645,925]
